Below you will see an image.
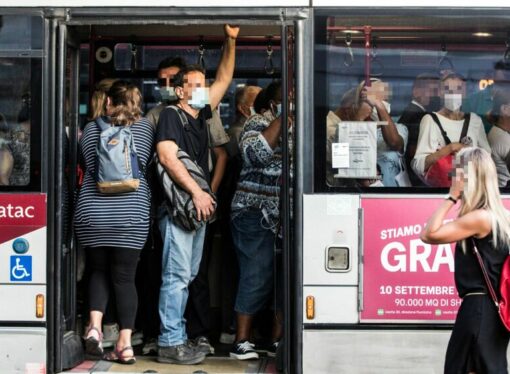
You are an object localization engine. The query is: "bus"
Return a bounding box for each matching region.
[1,3,510,373]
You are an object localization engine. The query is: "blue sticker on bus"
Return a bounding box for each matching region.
[10,256,32,282]
[12,238,30,254]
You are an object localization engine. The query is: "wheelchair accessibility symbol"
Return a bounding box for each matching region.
[10,256,32,282]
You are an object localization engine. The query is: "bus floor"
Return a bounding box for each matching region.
[62,356,276,374]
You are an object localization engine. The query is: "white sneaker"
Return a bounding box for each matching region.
[102,323,119,348]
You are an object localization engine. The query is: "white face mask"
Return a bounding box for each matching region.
[444,93,462,112]
[189,87,210,110]
[159,86,177,102]
[249,106,256,116]
[369,180,384,187]
[370,100,391,121]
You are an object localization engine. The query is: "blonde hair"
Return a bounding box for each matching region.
[88,78,118,120]
[457,147,510,252]
[107,80,143,126]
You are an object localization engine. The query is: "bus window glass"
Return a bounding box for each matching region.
[315,13,510,191]
[0,15,42,190]
[0,15,43,50]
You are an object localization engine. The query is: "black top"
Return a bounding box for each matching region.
[455,234,508,299]
[156,104,212,182]
[398,102,427,186]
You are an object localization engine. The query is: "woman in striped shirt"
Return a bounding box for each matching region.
[74,80,154,364]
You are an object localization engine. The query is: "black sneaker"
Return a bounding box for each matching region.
[193,336,215,356]
[267,341,279,358]
[230,340,259,360]
[157,344,206,365]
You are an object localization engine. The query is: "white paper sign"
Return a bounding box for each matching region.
[332,143,349,168]
[334,121,377,179]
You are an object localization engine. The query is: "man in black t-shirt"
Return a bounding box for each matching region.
[155,24,239,365]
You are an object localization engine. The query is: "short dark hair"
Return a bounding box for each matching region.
[253,88,267,114]
[173,64,206,88]
[158,57,187,72]
[253,80,281,114]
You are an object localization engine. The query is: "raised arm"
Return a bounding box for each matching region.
[209,25,240,110]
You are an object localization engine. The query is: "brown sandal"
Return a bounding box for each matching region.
[84,326,103,356]
[103,346,136,365]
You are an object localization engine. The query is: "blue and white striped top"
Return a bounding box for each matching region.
[74,117,155,250]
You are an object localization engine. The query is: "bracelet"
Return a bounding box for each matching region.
[445,195,458,204]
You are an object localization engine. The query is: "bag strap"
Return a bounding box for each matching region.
[167,105,199,160]
[95,116,112,132]
[429,113,452,145]
[472,239,500,308]
[459,113,470,143]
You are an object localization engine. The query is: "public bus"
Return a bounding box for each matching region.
[1,2,510,373]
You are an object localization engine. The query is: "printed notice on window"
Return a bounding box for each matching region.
[334,121,377,179]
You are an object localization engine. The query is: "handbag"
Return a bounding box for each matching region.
[472,240,510,332]
[424,113,470,187]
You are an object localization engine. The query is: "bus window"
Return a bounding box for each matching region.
[314,13,510,192]
[0,15,43,191]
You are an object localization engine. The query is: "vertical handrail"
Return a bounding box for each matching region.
[364,26,371,85]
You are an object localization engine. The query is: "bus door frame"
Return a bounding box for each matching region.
[51,8,311,374]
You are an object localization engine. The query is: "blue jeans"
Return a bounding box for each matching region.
[158,208,206,347]
[231,210,275,315]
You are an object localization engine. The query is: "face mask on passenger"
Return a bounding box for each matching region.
[249,106,257,116]
[189,87,210,110]
[159,86,177,102]
[271,102,282,118]
[370,100,391,121]
[443,93,463,112]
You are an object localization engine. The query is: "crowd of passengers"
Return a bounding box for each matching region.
[326,63,510,188]
[75,25,285,366]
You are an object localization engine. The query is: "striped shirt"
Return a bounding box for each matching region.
[74,118,155,250]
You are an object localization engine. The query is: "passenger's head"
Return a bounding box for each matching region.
[89,78,118,120]
[17,93,31,123]
[173,64,209,110]
[254,81,282,117]
[235,85,262,119]
[338,87,370,121]
[491,89,510,123]
[105,80,143,125]
[412,73,440,108]
[157,57,187,102]
[455,147,510,249]
[494,61,510,86]
[440,72,466,112]
[359,78,391,103]
[354,78,386,120]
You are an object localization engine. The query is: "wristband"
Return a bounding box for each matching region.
[444,195,458,204]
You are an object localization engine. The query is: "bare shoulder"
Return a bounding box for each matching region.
[462,209,492,237]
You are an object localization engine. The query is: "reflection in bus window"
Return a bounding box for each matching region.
[0,113,13,185]
[318,15,510,189]
[488,87,510,187]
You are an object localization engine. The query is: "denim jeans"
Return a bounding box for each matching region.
[158,208,206,347]
[231,210,275,315]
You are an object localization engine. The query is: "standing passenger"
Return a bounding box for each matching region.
[421,147,510,374]
[155,24,239,365]
[230,81,284,360]
[488,89,510,187]
[75,80,154,364]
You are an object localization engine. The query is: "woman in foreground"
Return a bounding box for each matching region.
[421,147,510,374]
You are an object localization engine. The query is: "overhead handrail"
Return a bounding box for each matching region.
[370,36,383,76]
[504,33,510,62]
[265,36,275,75]
[197,36,206,70]
[130,43,138,72]
[343,32,354,67]
[438,37,454,73]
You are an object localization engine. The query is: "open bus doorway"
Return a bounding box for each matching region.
[55,16,296,374]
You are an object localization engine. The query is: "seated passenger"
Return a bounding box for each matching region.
[398,73,440,186]
[487,88,510,187]
[0,113,13,185]
[356,78,409,187]
[412,72,491,186]
[9,120,30,186]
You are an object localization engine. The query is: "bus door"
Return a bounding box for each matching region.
[0,12,47,374]
[53,22,83,373]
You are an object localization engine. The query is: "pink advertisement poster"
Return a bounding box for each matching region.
[361,197,462,323]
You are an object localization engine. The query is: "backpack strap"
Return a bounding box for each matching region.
[459,113,470,143]
[95,116,112,132]
[472,239,500,308]
[167,105,199,160]
[429,113,452,145]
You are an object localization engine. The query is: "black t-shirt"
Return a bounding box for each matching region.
[455,234,508,299]
[156,104,212,182]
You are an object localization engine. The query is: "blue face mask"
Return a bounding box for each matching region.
[273,103,282,118]
[159,86,177,102]
[189,87,210,110]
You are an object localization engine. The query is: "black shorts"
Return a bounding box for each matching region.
[445,294,510,374]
